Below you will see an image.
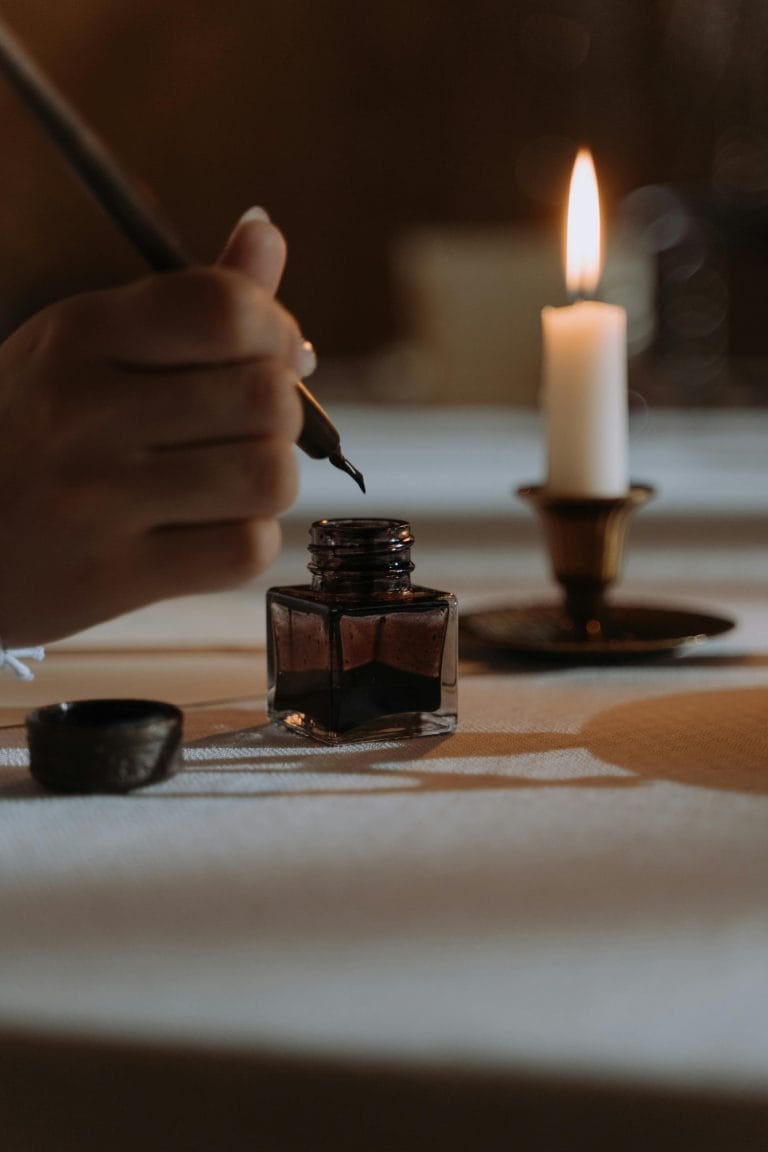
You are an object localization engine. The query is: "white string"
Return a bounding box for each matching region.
[0,640,45,681]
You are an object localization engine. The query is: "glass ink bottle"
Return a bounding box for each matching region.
[267,519,458,743]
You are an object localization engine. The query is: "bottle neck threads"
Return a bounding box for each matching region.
[308,518,415,594]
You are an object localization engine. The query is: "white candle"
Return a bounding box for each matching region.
[542,150,628,496]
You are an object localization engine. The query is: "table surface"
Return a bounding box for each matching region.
[2,407,768,1150]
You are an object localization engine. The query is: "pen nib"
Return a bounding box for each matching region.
[329,452,366,493]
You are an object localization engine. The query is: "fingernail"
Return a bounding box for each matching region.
[240,205,271,224]
[298,340,317,378]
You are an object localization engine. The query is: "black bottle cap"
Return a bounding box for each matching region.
[26,698,183,794]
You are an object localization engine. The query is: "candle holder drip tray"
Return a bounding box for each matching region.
[461,601,734,661]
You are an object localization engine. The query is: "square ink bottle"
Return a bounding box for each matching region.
[267,518,458,743]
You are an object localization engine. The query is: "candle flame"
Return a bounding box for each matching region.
[565,149,601,297]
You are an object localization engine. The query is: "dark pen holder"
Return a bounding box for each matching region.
[517,483,655,637]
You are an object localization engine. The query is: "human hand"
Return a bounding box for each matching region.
[0,209,308,647]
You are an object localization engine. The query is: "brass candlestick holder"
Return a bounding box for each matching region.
[460,481,735,659]
[517,483,653,638]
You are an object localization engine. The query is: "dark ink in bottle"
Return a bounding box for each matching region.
[267,519,458,743]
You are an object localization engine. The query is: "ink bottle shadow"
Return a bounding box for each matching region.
[267,519,458,743]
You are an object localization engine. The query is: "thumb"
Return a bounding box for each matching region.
[217,206,287,296]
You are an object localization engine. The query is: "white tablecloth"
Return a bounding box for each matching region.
[1,407,767,1150]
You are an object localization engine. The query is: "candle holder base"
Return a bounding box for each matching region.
[517,483,654,638]
[459,482,735,661]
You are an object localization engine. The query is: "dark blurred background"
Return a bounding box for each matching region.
[0,0,766,403]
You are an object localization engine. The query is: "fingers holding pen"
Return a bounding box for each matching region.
[133,436,299,529]
[215,208,317,380]
[75,350,303,532]
[54,266,308,374]
[88,356,305,450]
[217,207,287,295]
[146,517,284,599]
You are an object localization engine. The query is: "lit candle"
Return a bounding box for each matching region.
[541,150,628,496]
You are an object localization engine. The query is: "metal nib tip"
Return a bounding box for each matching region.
[329,452,366,493]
